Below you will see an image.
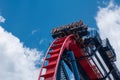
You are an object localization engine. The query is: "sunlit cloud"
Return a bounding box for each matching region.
[0,16,5,23]
[95,0,120,69]
[0,26,43,80]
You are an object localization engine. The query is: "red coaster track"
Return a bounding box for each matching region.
[38,34,102,80]
[38,20,120,80]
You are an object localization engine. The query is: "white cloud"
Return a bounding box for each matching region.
[0,26,43,80]
[0,16,5,23]
[31,29,40,35]
[95,1,120,69]
[32,30,37,35]
[39,39,44,45]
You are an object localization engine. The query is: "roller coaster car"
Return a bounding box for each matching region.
[102,38,116,62]
[51,20,89,38]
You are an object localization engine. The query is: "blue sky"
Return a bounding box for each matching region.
[0,0,120,80]
[0,0,108,51]
[1,0,120,51]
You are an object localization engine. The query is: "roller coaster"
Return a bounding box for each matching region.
[38,20,120,80]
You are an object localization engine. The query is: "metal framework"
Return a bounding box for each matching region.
[38,20,120,80]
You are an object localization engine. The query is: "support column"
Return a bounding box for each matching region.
[68,51,81,80]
